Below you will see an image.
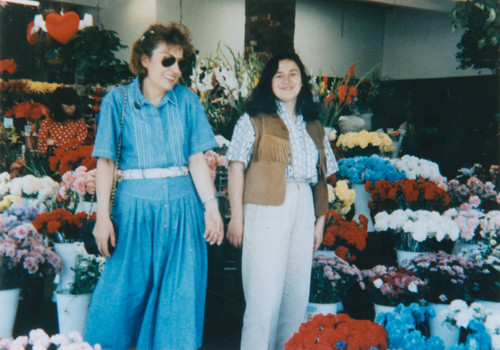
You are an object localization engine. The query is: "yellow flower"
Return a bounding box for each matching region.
[327,184,336,203]
[26,80,63,94]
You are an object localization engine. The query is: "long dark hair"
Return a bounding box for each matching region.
[244,51,320,122]
[50,87,81,122]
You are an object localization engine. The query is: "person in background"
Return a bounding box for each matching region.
[85,23,224,350]
[37,86,88,156]
[226,51,338,350]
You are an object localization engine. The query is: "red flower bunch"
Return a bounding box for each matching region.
[0,58,17,75]
[322,209,367,261]
[285,313,388,350]
[5,101,50,122]
[49,140,96,174]
[32,208,87,243]
[365,177,451,214]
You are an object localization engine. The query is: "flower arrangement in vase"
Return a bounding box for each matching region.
[373,209,460,252]
[0,328,102,349]
[327,179,355,216]
[337,155,405,185]
[309,62,378,128]
[32,209,88,244]
[406,252,480,304]
[189,45,263,138]
[48,141,96,176]
[321,209,367,261]
[309,255,364,304]
[285,313,388,350]
[58,166,96,212]
[335,130,392,158]
[390,155,442,181]
[69,253,104,295]
[0,222,62,290]
[361,265,427,307]
[465,243,500,303]
[366,178,451,215]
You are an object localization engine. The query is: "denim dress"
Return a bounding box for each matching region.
[85,78,217,350]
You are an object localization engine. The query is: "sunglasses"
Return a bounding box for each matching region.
[161,56,189,70]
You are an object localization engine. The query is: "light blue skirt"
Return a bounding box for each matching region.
[85,176,207,350]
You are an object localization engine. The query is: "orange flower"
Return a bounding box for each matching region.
[324,93,335,108]
[337,85,347,102]
[348,86,357,97]
[346,63,355,79]
[7,102,49,121]
[0,59,17,75]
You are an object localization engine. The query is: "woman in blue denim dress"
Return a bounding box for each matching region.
[84,24,224,350]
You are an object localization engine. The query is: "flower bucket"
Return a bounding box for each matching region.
[373,303,396,318]
[55,292,92,335]
[75,200,96,215]
[395,249,426,267]
[305,302,343,321]
[54,242,85,292]
[452,241,480,256]
[352,183,374,232]
[313,250,337,259]
[428,303,460,347]
[0,288,21,340]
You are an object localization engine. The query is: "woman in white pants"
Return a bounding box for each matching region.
[226,51,338,350]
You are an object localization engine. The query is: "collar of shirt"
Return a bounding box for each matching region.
[276,99,304,128]
[129,77,179,109]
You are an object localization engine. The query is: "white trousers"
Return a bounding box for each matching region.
[240,181,315,350]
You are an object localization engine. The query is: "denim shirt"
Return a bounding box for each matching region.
[92,77,217,169]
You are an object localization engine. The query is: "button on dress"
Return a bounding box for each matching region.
[85,78,217,350]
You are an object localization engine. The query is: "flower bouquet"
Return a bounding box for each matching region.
[58,166,96,212]
[0,194,22,213]
[309,255,364,304]
[0,222,62,290]
[443,206,485,245]
[391,155,442,181]
[189,46,263,138]
[7,174,60,211]
[485,311,500,350]
[327,180,355,216]
[321,209,367,261]
[335,130,392,158]
[204,150,227,180]
[69,253,104,295]
[309,62,378,128]
[374,209,459,252]
[49,141,96,175]
[465,243,500,302]
[444,166,499,211]
[285,313,388,350]
[366,178,451,215]
[0,328,102,350]
[32,209,88,244]
[406,252,480,304]
[375,303,446,350]
[337,155,405,184]
[362,265,427,307]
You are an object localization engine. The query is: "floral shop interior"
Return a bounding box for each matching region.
[0,0,499,349]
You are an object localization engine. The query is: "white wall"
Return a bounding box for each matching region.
[99,0,244,62]
[295,0,384,77]
[381,7,491,79]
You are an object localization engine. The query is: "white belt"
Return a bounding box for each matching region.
[121,167,189,180]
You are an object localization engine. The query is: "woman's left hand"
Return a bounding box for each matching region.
[203,199,224,245]
[313,215,326,252]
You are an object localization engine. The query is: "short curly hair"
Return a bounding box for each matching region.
[129,23,194,78]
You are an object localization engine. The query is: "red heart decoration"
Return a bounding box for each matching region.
[26,21,38,45]
[45,11,80,44]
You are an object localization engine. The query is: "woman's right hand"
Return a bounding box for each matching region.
[226,217,244,248]
[93,216,116,258]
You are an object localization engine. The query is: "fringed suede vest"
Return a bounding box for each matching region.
[243,113,328,217]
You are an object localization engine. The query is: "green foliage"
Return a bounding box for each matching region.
[60,26,132,84]
[451,0,500,71]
